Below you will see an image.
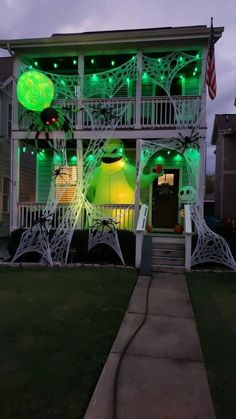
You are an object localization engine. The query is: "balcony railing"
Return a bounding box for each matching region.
[17,203,135,231]
[18,96,201,130]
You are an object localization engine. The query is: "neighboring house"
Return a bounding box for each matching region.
[204,192,215,216]
[0,57,13,237]
[211,114,236,219]
[0,25,224,268]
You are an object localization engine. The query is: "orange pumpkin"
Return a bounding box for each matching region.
[174,224,183,234]
[146,224,153,233]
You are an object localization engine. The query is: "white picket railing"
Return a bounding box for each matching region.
[184,204,192,271]
[17,203,135,231]
[135,204,149,268]
[18,96,201,130]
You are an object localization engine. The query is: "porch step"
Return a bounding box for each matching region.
[152,236,185,245]
[152,256,185,266]
[152,242,185,251]
[152,264,186,273]
[152,249,185,258]
[151,236,185,272]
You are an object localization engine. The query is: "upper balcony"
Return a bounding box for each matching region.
[16,50,205,133]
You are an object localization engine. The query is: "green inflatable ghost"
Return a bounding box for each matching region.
[87,139,164,204]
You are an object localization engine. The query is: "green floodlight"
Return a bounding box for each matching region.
[17,70,54,112]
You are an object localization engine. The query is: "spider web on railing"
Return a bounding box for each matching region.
[191,205,236,270]
[84,199,125,265]
[49,104,130,265]
[142,51,201,95]
[83,57,137,98]
[19,64,79,100]
[20,57,137,101]
[11,156,69,265]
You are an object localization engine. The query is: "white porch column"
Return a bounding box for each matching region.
[135,51,142,129]
[76,139,83,228]
[12,58,20,131]
[10,58,20,231]
[134,139,142,228]
[77,54,84,129]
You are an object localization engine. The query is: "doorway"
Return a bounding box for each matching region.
[152,169,180,229]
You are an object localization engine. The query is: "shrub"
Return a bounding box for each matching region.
[7,229,135,265]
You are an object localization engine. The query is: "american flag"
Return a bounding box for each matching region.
[206,17,217,100]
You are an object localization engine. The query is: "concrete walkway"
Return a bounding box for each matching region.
[84,273,216,419]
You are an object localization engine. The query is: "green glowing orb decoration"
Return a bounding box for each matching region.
[17,71,54,112]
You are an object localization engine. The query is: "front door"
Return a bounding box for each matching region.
[152,169,179,229]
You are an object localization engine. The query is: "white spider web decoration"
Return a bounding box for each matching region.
[49,104,129,265]
[142,51,201,95]
[191,206,236,270]
[137,138,182,183]
[85,200,125,265]
[83,57,137,98]
[11,143,69,265]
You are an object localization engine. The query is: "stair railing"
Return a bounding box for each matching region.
[135,204,148,268]
[184,204,192,271]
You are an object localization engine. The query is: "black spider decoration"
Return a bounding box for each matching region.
[91,218,119,236]
[31,212,53,235]
[89,104,119,123]
[175,127,200,154]
[19,106,74,153]
[52,166,71,184]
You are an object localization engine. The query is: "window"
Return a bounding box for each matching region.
[7,103,12,139]
[55,166,77,203]
[55,165,77,185]
[2,177,10,213]
[158,173,174,186]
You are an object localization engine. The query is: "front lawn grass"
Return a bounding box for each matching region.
[0,267,137,419]
[186,272,236,419]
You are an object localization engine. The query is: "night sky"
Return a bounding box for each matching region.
[1,0,236,173]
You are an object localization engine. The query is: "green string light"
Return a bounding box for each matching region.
[73,59,77,65]
[87,153,95,162]
[91,58,95,64]
[111,60,115,66]
[53,63,58,69]
[34,61,38,67]
[22,146,26,153]
[142,72,148,80]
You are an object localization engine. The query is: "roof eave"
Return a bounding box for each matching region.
[0,25,224,52]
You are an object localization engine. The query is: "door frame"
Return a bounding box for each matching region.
[148,165,183,230]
